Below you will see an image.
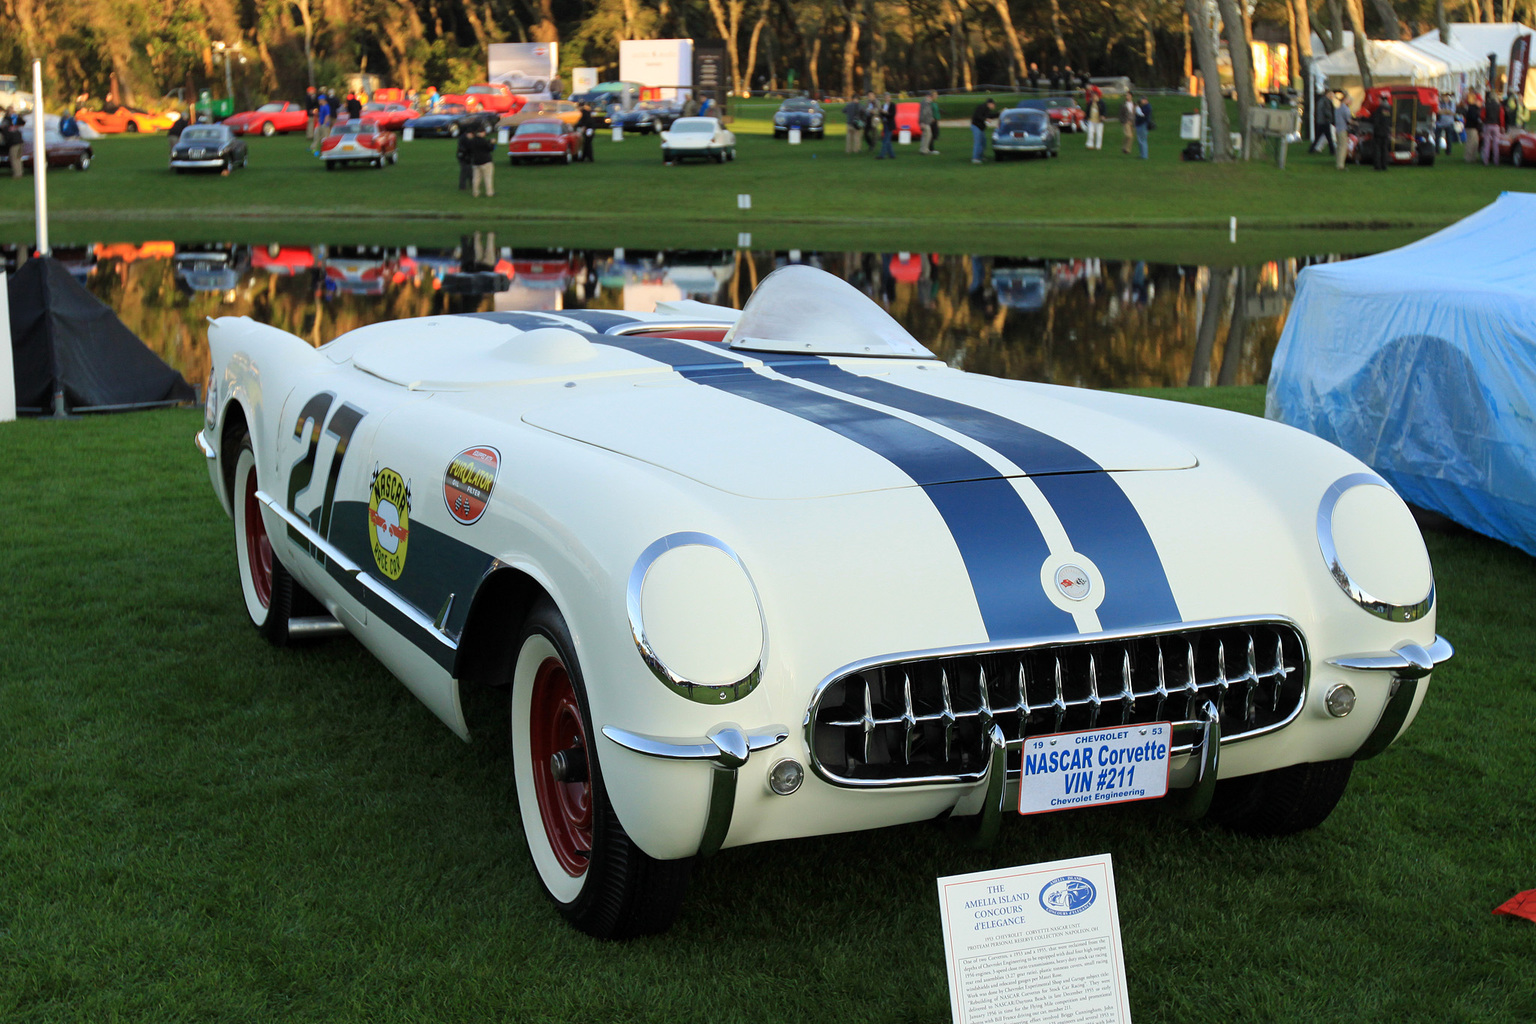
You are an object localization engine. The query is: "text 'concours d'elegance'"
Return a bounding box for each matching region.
[2,2,1534,1022]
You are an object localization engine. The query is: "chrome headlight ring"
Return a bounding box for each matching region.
[626,532,767,704]
[1316,473,1434,622]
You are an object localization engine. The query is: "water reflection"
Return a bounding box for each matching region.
[3,240,1352,393]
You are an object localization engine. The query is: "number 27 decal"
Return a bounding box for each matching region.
[287,392,367,552]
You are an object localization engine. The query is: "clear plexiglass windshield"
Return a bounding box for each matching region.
[669,119,716,133]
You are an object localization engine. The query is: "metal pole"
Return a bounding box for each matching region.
[31,59,47,257]
[224,52,234,101]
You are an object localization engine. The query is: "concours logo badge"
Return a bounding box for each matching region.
[1054,563,1092,601]
[443,446,500,525]
[1039,875,1097,915]
[369,466,411,580]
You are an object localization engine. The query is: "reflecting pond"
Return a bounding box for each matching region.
[6,240,1355,393]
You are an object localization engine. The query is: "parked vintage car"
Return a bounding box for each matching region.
[772,98,826,138]
[75,105,181,134]
[509,118,582,164]
[499,100,581,129]
[1017,96,1085,133]
[319,120,398,169]
[198,264,1448,939]
[992,107,1060,159]
[223,102,309,136]
[495,70,550,94]
[170,124,248,174]
[402,103,498,139]
[442,83,525,115]
[1348,86,1438,166]
[660,116,736,163]
[1495,127,1536,166]
[359,103,419,132]
[0,127,93,172]
[612,99,683,134]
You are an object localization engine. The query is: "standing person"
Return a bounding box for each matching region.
[1120,92,1136,153]
[346,92,362,120]
[456,125,473,191]
[1371,98,1391,171]
[1084,91,1103,149]
[970,97,996,163]
[919,90,939,154]
[3,113,23,178]
[1134,95,1152,158]
[863,92,880,151]
[1462,91,1482,164]
[469,126,495,197]
[576,102,597,162]
[1027,63,1040,89]
[304,86,318,142]
[1482,88,1503,164]
[1334,92,1352,170]
[843,94,864,153]
[877,94,897,159]
[1309,89,1335,153]
[315,92,332,154]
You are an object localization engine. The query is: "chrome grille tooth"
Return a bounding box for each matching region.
[902,673,917,764]
[977,664,993,733]
[1052,657,1066,732]
[1272,634,1287,712]
[861,677,876,765]
[1155,644,1169,721]
[1184,640,1199,719]
[1119,647,1135,724]
[1086,653,1101,730]
[1016,661,1030,740]
[1216,640,1229,693]
[1243,634,1260,726]
[940,669,957,764]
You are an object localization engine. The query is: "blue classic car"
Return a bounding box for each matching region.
[402,103,499,139]
[992,108,1060,160]
[772,98,825,138]
[612,99,683,135]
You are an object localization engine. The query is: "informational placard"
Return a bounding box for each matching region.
[619,39,692,99]
[1017,724,1170,816]
[487,42,558,100]
[937,855,1131,1024]
[572,68,598,95]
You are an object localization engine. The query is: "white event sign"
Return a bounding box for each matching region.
[937,854,1131,1024]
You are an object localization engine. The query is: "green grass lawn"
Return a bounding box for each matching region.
[2,392,1533,1022]
[1,96,1527,261]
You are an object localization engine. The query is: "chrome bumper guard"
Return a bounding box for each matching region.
[194,429,217,459]
[1329,636,1452,760]
[601,724,789,857]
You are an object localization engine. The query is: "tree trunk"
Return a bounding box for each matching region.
[743,11,768,94]
[838,1,861,98]
[531,0,558,44]
[1215,0,1255,154]
[1323,0,1344,52]
[705,0,749,95]
[1050,0,1067,58]
[1185,0,1232,160]
[1294,0,1314,63]
[1437,0,1449,42]
[1189,267,1230,387]
[866,0,884,93]
[1346,0,1372,89]
[948,0,965,90]
[1286,0,1298,88]
[1183,11,1193,90]
[1369,0,1406,39]
[990,0,1026,90]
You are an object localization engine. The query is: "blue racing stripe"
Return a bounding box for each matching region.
[773,363,1182,629]
[586,333,1074,640]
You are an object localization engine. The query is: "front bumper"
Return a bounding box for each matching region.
[171,158,228,168]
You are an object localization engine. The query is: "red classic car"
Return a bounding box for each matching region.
[359,103,419,131]
[508,118,582,165]
[442,83,526,115]
[251,244,316,275]
[318,120,398,169]
[223,102,309,136]
[0,128,93,172]
[1348,86,1438,166]
[1496,127,1536,167]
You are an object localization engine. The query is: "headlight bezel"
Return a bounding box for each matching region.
[1316,472,1434,622]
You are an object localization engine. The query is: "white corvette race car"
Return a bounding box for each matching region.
[196,266,1449,937]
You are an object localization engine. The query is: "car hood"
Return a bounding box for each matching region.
[522,366,1195,500]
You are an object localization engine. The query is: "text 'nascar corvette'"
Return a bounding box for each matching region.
[197,266,1449,937]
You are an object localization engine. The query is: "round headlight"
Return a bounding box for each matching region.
[627,533,765,704]
[1317,474,1434,621]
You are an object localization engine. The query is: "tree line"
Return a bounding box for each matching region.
[0,0,1509,113]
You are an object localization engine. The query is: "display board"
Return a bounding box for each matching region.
[488,42,558,100]
[619,39,692,99]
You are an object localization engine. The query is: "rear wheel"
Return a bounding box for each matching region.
[565,149,573,164]
[1515,145,1525,168]
[77,155,91,171]
[231,436,308,647]
[126,121,139,133]
[1207,759,1354,836]
[511,598,692,938]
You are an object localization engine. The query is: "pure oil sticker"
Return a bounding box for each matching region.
[444,446,500,525]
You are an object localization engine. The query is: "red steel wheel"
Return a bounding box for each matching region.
[243,467,273,611]
[529,655,593,877]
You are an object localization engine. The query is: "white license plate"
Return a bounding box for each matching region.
[1017,723,1171,815]
[529,143,541,150]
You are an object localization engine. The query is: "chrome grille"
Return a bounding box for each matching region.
[808,619,1306,787]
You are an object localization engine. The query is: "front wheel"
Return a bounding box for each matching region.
[1514,146,1525,168]
[565,149,573,164]
[126,121,139,133]
[1207,759,1354,836]
[260,121,276,137]
[232,436,309,647]
[77,155,91,171]
[511,598,692,938]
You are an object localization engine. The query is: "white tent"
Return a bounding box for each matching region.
[1414,23,1536,106]
[1313,40,1454,102]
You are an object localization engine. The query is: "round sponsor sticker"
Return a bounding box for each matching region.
[1054,563,1092,602]
[443,446,501,525]
[369,467,411,580]
[1039,875,1097,915]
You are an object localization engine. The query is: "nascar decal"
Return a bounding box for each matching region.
[444,446,501,525]
[369,466,412,580]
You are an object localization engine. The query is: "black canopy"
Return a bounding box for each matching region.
[9,256,194,414]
